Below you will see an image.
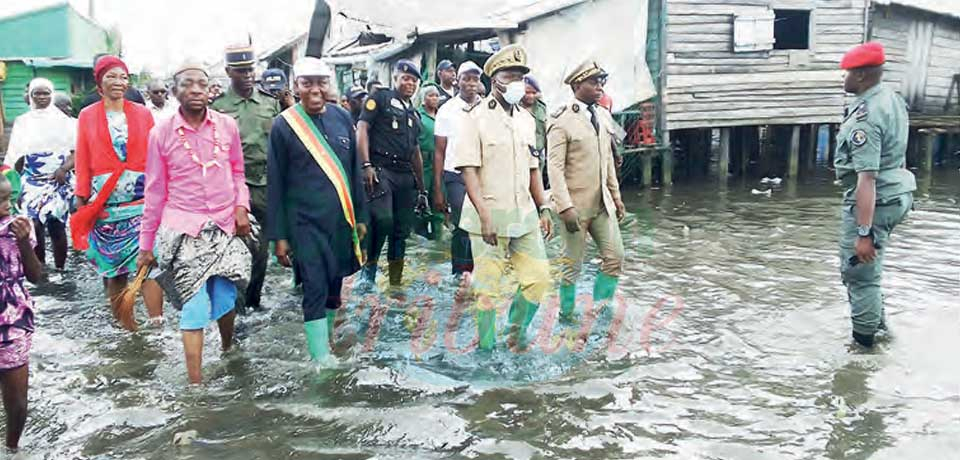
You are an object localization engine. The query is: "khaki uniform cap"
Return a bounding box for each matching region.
[564,60,608,85]
[483,44,530,77]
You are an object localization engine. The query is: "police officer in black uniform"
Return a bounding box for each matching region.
[356,59,429,287]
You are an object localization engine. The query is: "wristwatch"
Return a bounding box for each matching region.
[538,205,552,216]
[856,225,872,238]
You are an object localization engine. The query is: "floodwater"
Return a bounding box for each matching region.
[9,169,960,459]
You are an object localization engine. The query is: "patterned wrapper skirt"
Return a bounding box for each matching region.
[21,151,74,224]
[86,215,143,279]
[154,222,255,310]
[0,327,32,370]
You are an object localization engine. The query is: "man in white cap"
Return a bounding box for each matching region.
[433,60,483,277]
[138,62,253,384]
[266,57,368,363]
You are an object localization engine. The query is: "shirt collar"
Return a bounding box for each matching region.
[173,108,215,131]
[227,88,261,105]
[572,98,595,120]
[855,83,884,104]
[573,99,595,111]
[418,105,435,120]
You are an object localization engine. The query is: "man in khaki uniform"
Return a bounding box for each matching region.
[547,60,626,322]
[454,44,553,351]
[210,45,281,312]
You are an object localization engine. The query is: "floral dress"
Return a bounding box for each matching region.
[85,111,148,278]
[0,216,36,369]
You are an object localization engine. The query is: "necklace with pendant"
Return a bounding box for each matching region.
[177,125,223,177]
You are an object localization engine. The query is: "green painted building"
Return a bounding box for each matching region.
[0,2,114,124]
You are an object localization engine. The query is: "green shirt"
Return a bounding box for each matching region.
[417,106,437,186]
[210,87,281,187]
[1,166,20,215]
[528,99,548,151]
[834,83,916,204]
[417,106,436,156]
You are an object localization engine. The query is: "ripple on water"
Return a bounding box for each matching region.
[17,170,960,458]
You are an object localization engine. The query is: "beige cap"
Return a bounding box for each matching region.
[483,44,529,77]
[564,60,608,85]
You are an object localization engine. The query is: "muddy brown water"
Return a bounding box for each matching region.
[7,169,959,459]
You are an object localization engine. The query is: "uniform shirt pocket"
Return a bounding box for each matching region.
[257,112,274,133]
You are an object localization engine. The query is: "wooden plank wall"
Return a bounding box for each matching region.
[926,18,960,112]
[872,5,960,114]
[665,0,867,130]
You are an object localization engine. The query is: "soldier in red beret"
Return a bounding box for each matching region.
[834,42,916,348]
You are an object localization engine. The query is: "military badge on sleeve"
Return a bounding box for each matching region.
[365,98,377,111]
[851,129,868,147]
[854,102,868,121]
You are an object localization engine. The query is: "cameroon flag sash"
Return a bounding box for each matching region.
[281,104,363,265]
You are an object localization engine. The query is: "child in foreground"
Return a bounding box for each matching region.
[0,172,43,452]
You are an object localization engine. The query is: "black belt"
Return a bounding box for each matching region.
[372,150,412,171]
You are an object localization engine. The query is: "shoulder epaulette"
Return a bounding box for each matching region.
[551,105,567,118]
[257,88,278,99]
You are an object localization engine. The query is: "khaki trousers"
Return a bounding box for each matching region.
[470,230,552,311]
[559,209,624,285]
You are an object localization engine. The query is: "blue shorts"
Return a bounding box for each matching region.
[180,276,237,331]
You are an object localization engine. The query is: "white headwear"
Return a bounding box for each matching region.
[293,57,332,79]
[457,61,482,78]
[4,78,76,168]
[27,78,55,109]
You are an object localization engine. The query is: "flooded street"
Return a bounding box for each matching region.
[11,169,959,459]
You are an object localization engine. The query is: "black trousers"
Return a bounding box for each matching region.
[444,171,473,274]
[296,257,343,322]
[366,167,417,264]
[245,185,269,310]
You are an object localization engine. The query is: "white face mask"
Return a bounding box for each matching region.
[502,81,526,105]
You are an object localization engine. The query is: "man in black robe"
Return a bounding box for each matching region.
[267,57,368,362]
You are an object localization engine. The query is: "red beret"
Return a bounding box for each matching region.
[94,56,129,84]
[840,42,885,70]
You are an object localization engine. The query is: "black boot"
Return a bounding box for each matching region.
[388,260,404,286]
[852,331,875,348]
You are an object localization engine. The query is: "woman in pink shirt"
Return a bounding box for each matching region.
[137,64,252,384]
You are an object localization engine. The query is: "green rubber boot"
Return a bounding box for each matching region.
[325,309,338,338]
[559,283,577,322]
[304,319,331,362]
[507,293,539,346]
[522,297,540,332]
[593,273,619,306]
[477,308,497,351]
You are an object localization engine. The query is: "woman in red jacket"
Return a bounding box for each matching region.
[73,56,163,324]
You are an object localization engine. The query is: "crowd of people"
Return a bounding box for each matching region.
[0,42,628,452]
[0,38,915,454]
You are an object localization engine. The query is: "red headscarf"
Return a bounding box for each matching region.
[94,56,129,85]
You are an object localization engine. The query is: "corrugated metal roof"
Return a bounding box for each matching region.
[0,1,67,21]
[873,0,960,19]
[336,0,589,38]
[260,0,593,68]
[19,58,92,69]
